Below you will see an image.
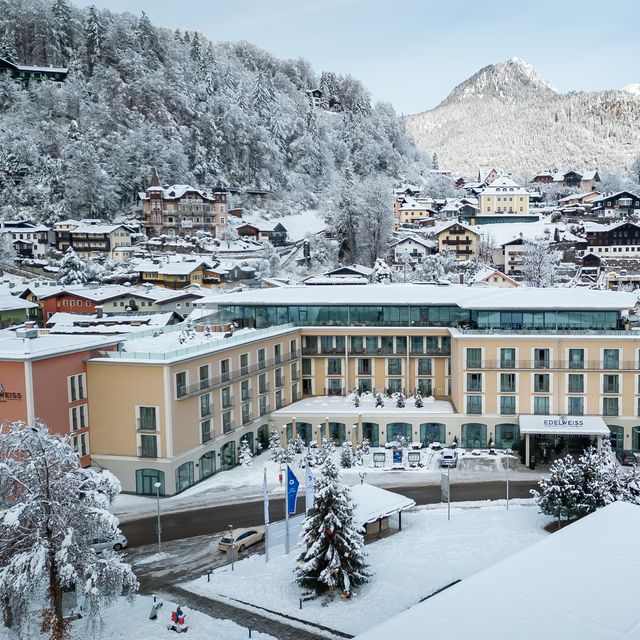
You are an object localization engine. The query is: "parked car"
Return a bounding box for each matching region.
[440,450,458,468]
[410,441,423,450]
[616,450,637,466]
[218,526,265,553]
[430,442,442,451]
[91,534,128,553]
[384,440,400,449]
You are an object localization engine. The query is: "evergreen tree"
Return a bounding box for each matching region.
[239,437,253,467]
[292,434,305,454]
[51,0,74,63]
[395,392,406,408]
[432,152,439,170]
[414,390,424,408]
[56,247,88,285]
[0,26,18,63]
[340,441,354,469]
[0,422,138,638]
[268,428,291,464]
[316,437,335,466]
[296,457,369,596]
[85,5,105,75]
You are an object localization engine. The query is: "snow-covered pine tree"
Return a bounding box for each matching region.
[268,429,291,464]
[395,392,406,408]
[0,422,138,637]
[531,454,583,526]
[576,444,616,516]
[359,437,370,454]
[56,247,89,285]
[414,390,424,408]
[341,441,354,469]
[296,457,369,597]
[292,434,306,454]
[316,437,336,466]
[239,437,253,467]
[84,4,105,75]
[374,393,384,408]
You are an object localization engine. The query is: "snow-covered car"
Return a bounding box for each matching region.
[91,534,128,553]
[430,442,443,451]
[440,450,458,468]
[384,440,400,449]
[471,449,482,456]
[218,527,265,553]
[410,441,422,450]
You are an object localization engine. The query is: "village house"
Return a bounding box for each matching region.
[136,258,219,290]
[557,191,601,209]
[394,198,436,228]
[435,222,479,261]
[579,221,640,259]
[477,176,530,218]
[54,221,133,261]
[389,235,436,264]
[469,267,519,288]
[0,220,51,259]
[533,170,601,192]
[0,56,68,85]
[589,191,640,219]
[139,168,229,238]
[236,221,288,246]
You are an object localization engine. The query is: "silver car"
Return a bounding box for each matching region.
[91,534,128,553]
[440,450,458,468]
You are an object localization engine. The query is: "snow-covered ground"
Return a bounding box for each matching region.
[182,501,552,636]
[113,448,543,522]
[1,595,275,640]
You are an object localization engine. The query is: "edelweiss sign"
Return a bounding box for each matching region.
[519,414,610,436]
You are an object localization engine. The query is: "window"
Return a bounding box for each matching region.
[418,359,432,375]
[603,349,619,369]
[568,374,584,393]
[500,348,516,369]
[200,393,212,417]
[220,359,230,382]
[603,397,619,417]
[603,374,619,394]
[258,348,266,369]
[242,403,251,425]
[500,396,516,415]
[500,374,516,392]
[467,373,482,392]
[68,374,87,402]
[467,395,482,414]
[358,359,372,375]
[534,397,550,415]
[388,358,402,375]
[201,419,212,443]
[534,374,549,393]
[221,386,232,409]
[199,365,210,389]
[275,389,284,409]
[175,462,194,492]
[290,339,297,357]
[568,349,584,369]
[302,358,312,375]
[387,379,402,394]
[241,380,251,401]
[139,434,158,458]
[240,353,249,376]
[466,348,482,368]
[327,359,342,375]
[534,349,550,368]
[568,397,584,415]
[259,396,268,416]
[222,411,232,433]
[176,371,187,397]
[72,432,89,457]
[259,373,268,394]
[70,405,88,431]
[274,344,282,364]
[138,406,157,430]
[411,336,424,354]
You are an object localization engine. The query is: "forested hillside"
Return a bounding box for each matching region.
[0,0,423,223]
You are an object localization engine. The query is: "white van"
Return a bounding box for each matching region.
[91,534,128,553]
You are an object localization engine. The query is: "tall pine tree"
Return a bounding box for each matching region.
[296,457,369,597]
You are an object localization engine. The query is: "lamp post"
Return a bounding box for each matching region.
[505,449,512,510]
[154,482,162,553]
[227,524,235,570]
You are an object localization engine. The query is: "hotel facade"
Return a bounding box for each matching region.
[2,284,640,496]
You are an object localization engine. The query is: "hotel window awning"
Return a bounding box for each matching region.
[519,415,610,437]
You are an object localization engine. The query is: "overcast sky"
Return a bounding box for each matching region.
[74,0,640,114]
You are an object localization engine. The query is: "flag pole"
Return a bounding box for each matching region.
[263,465,270,563]
[285,480,290,555]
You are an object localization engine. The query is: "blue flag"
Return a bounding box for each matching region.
[286,465,299,516]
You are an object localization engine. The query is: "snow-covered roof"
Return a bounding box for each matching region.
[0,223,50,233]
[210,283,636,311]
[0,331,120,359]
[389,235,437,249]
[479,175,528,194]
[356,502,640,640]
[469,268,518,286]
[66,224,129,235]
[350,484,416,528]
[557,191,599,203]
[435,221,480,236]
[0,295,38,312]
[303,276,369,286]
[238,211,325,243]
[46,311,177,332]
[140,183,224,201]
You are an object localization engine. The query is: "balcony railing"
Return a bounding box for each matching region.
[466,359,639,371]
[242,413,253,425]
[241,390,252,401]
[200,406,213,418]
[221,396,234,409]
[176,352,299,398]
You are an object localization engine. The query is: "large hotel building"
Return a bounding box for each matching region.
[1,283,639,495]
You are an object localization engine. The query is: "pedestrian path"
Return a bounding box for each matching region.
[166,586,354,640]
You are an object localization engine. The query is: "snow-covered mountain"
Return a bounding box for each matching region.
[405,58,640,175]
[622,83,640,97]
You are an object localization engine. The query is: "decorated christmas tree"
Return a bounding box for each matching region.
[296,457,370,597]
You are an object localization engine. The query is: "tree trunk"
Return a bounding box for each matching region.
[2,595,13,629]
[46,551,67,640]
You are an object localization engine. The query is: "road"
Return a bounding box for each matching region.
[121,479,539,548]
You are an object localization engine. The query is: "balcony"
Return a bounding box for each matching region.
[200,406,213,418]
[275,377,285,388]
[221,396,234,410]
[241,389,252,401]
[465,359,637,371]
[242,412,253,425]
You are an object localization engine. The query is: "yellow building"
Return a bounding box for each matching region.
[478,176,529,216]
[436,222,479,261]
[81,284,640,495]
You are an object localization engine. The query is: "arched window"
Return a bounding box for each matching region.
[461,423,487,449]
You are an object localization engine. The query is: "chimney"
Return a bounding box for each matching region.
[151,167,161,188]
[95,306,103,319]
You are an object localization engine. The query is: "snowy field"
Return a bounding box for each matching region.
[113,448,543,521]
[0,595,275,640]
[182,501,552,636]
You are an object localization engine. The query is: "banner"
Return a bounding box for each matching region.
[286,465,300,516]
[305,465,315,513]
[263,466,270,525]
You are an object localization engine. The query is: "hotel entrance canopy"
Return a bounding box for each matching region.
[519,415,610,437]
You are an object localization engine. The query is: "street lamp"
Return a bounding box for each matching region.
[153,482,162,552]
[227,524,235,570]
[505,449,513,510]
